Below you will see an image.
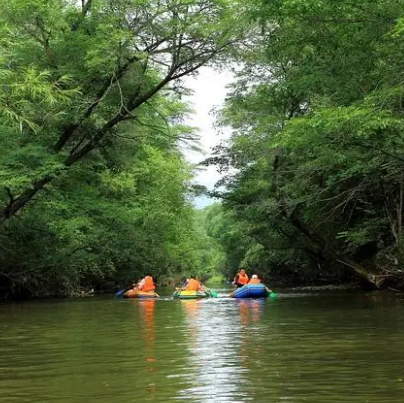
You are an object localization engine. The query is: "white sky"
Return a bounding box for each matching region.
[182,67,234,208]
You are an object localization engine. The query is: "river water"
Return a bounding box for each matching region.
[1,289,404,403]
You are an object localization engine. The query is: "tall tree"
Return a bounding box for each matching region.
[0,0,244,224]
[208,0,404,288]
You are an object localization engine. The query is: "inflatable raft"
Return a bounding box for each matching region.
[124,289,159,298]
[232,284,268,299]
[173,290,212,299]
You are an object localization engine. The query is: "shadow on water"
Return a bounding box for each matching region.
[1,289,404,402]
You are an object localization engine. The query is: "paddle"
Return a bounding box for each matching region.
[173,280,187,297]
[115,284,134,298]
[258,285,276,299]
[265,287,277,299]
[207,289,218,298]
[202,286,218,298]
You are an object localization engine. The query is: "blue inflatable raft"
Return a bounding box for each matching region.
[233,284,268,299]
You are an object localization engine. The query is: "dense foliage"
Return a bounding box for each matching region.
[4,0,404,296]
[206,0,404,289]
[0,0,243,298]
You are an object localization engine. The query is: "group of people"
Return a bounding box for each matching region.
[232,268,272,293]
[129,269,271,295]
[131,274,205,293]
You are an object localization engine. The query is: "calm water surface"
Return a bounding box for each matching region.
[1,289,404,402]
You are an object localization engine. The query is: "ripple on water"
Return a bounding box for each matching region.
[1,292,404,402]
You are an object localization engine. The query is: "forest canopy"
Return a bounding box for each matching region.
[0,0,242,297]
[206,0,404,290]
[2,0,404,298]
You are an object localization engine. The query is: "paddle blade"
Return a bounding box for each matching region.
[211,291,218,298]
[269,292,276,299]
[115,290,125,298]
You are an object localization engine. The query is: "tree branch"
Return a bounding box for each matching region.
[71,0,93,31]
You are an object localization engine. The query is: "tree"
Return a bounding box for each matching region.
[208,0,404,288]
[0,0,244,224]
[0,0,249,297]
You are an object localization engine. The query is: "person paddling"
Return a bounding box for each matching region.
[137,274,156,292]
[182,275,202,291]
[233,268,249,288]
[249,274,273,294]
[248,274,261,284]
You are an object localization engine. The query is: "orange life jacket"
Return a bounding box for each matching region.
[185,278,201,291]
[142,276,156,292]
[237,273,249,285]
[248,278,261,284]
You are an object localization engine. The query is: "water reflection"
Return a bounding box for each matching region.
[134,299,157,399]
[137,299,156,366]
[177,300,251,402]
[236,299,266,373]
[2,293,404,403]
[237,299,265,325]
[181,300,200,352]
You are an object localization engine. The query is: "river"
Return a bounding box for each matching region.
[1,289,404,402]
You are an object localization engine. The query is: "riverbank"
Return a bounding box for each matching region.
[0,280,395,302]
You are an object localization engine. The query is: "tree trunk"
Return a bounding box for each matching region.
[1,176,53,225]
[271,154,383,288]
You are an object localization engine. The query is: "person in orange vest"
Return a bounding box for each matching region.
[182,275,202,291]
[233,268,249,288]
[248,274,273,293]
[137,274,156,292]
[248,274,261,284]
